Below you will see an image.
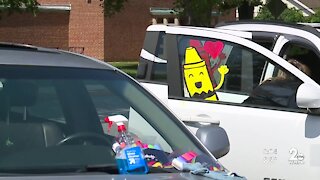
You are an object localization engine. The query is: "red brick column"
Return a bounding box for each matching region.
[38,0,105,60]
[67,0,104,60]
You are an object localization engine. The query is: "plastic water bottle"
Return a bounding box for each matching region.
[114,123,149,174]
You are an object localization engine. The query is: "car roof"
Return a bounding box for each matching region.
[216,20,320,37]
[0,42,115,70]
[216,20,308,28]
[146,24,253,39]
[146,24,168,31]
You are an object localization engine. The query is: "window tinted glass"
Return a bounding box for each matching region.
[140,31,167,83]
[150,63,167,82]
[177,35,303,109]
[253,40,274,50]
[155,32,165,59]
[282,42,320,84]
[0,65,221,173]
[151,32,167,82]
[10,80,65,124]
[142,31,158,53]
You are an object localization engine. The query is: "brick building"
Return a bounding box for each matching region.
[0,0,235,61]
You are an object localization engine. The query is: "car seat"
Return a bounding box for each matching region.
[0,80,64,154]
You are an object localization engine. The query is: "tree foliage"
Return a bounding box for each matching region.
[174,0,263,26]
[0,0,39,16]
[309,9,320,23]
[173,0,218,27]
[279,8,305,23]
[218,0,261,11]
[255,6,274,20]
[101,0,263,26]
[265,0,286,19]
[0,0,129,18]
[255,6,320,23]
[102,0,128,17]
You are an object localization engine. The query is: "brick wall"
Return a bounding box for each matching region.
[66,0,104,60]
[0,1,235,61]
[0,11,69,50]
[104,0,175,62]
[104,0,235,62]
[0,0,105,60]
[38,0,105,60]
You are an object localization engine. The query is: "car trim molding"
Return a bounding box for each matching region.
[140,49,167,63]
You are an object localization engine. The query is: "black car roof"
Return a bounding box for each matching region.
[0,42,114,70]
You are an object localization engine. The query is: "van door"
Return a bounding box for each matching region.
[165,26,320,180]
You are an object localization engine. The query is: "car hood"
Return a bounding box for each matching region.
[0,173,213,180]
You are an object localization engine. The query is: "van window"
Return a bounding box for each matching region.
[177,35,303,109]
[150,32,167,82]
[139,31,167,83]
[281,42,320,84]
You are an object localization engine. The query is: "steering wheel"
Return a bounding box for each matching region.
[57,132,113,146]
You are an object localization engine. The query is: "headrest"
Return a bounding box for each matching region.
[2,80,38,107]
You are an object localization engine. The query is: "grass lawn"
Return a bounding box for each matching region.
[109,61,138,78]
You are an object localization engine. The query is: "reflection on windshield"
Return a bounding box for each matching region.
[0,66,224,174]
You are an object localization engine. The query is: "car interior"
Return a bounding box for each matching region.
[281,43,320,84]
[0,78,116,172]
[0,80,64,151]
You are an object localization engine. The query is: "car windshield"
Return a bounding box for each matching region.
[0,65,222,174]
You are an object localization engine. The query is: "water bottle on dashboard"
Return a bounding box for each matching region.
[105,115,149,174]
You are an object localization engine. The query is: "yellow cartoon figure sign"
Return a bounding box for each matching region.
[183,47,229,101]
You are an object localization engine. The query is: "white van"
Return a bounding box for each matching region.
[137,23,320,180]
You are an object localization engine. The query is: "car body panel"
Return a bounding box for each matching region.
[0,43,113,70]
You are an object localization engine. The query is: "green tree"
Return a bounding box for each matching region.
[255,6,307,23]
[309,9,320,23]
[173,0,219,27]
[279,8,305,23]
[102,0,128,17]
[102,0,263,26]
[174,0,263,26]
[0,0,39,16]
[255,6,274,20]
[265,0,286,19]
[0,0,129,18]
[102,0,266,26]
[219,0,262,20]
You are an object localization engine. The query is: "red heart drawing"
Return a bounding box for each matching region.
[203,41,224,59]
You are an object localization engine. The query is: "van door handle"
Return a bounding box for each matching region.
[184,114,220,125]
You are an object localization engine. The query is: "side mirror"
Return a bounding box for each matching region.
[196,125,230,159]
[297,83,320,109]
